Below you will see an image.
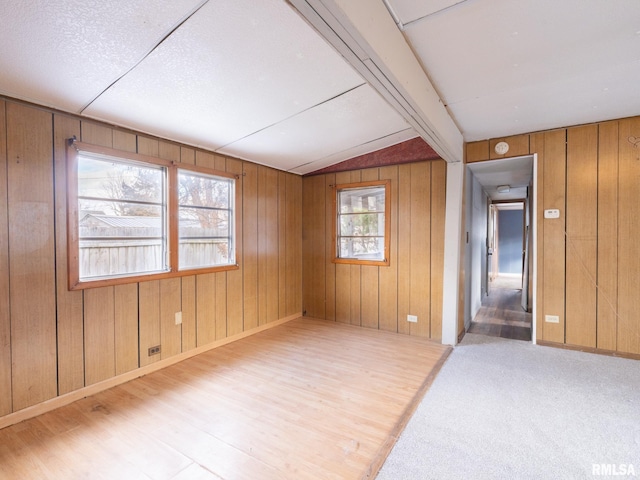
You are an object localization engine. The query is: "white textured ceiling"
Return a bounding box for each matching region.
[0,0,638,173]
[388,0,640,141]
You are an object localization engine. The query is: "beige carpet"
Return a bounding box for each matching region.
[377,333,640,479]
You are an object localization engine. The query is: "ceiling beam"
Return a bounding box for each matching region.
[287,0,464,163]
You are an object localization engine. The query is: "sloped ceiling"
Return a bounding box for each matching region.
[0,0,638,174]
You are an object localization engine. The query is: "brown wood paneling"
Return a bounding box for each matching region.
[243,162,258,331]
[334,171,351,324]
[264,168,279,324]
[215,272,227,340]
[114,284,138,375]
[530,132,545,342]
[409,162,431,337]
[0,100,11,415]
[7,103,57,410]
[53,114,84,395]
[565,125,597,347]
[139,280,161,367]
[430,160,446,341]
[596,121,618,350]
[196,273,216,346]
[541,129,567,343]
[302,175,326,318]
[397,164,411,335]
[465,141,490,163]
[617,117,640,354]
[83,287,116,385]
[286,174,302,317]
[278,171,287,319]
[113,130,137,153]
[180,146,195,165]
[180,275,196,351]
[160,277,182,359]
[257,167,268,325]
[378,165,398,332]
[226,158,244,336]
[489,135,530,160]
[159,141,180,163]
[325,174,336,322]
[360,168,380,329]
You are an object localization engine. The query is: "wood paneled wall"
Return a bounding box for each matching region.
[302,161,447,339]
[0,99,302,418]
[466,115,640,355]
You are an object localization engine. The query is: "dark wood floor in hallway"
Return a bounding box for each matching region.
[469,275,532,341]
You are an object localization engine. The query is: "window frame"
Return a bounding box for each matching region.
[67,139,239,290]
[332,179,391,266]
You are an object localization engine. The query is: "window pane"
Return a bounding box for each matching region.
[77,167,167,281]
[339,212,384,237]
[78,156,164,205]
[179,208,230,238]
[178,169,234,270]
[336,182,387,263]
[178,171,230,209]
[179,240,231,269]
[339,237,385,260]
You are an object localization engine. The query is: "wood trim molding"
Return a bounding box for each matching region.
[0,313,301,430]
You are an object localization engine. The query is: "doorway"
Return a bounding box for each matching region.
[464,156,534,342]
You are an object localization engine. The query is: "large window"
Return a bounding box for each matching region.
[333,180,390,266]
[67,140,237,289]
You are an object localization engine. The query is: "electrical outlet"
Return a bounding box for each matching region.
[148,345,161,356]
[545,315,560,324]
[175,311,182,325]
[407,314,418,323]
[544,209,560,219]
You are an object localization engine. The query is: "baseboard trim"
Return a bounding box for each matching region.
[537,340,640,361]
[0,313,301,430]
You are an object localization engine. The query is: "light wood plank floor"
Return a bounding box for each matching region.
[0,318,451,480]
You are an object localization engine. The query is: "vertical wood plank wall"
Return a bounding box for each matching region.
[302,160,447,339]
[0,99,302,419]
[466,115,640,355]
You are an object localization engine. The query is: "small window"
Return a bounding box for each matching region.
[67,140,238,289]
[333,180,390,266]
[177,168,235,270]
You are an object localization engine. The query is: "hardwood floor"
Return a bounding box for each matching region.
[468,275,532,341]
[0,318,451,480]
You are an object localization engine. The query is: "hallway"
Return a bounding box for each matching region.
[468,274,532,341]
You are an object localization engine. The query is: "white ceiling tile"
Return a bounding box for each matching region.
[450,60,640,141]
[84,0,364,153]
[218,85,411,171]
[386,0,466,25]
[0,0,205,112]
[404,0,640,105]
